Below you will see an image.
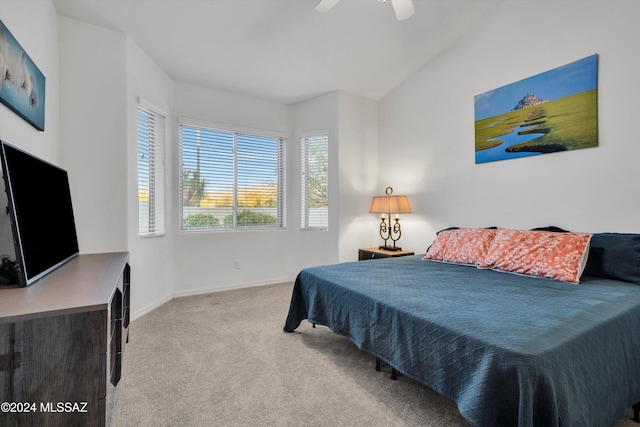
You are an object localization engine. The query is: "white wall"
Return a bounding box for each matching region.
[52,15,379,316]
[288,92,340,272]
[288,91,380,269]
[379,1,640,255]
[0,0,59,257]
[0,2,377,317]
[58,17,128,254]
[125,37,175,318]
[58,17,178,318]
[336,92,380,261]
[170,86,379,295]
[0,0,59,160]
[172,82,293,295]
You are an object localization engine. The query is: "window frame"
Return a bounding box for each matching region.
[137,98,166,238]
[301,132,329,231]
[178,117,287,233]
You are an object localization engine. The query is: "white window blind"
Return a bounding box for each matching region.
[179,121,286,231]
[301,135,328,230]
[137,102,165,237]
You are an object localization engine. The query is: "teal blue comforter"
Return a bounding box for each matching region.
[284,255,640,427]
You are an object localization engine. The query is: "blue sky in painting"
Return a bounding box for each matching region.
[474,54,598,121]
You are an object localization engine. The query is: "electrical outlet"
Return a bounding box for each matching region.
[234,260,240,269]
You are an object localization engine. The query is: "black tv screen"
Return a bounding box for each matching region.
[0,141,79,286]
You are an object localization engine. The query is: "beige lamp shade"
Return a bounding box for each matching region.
[369,195,412,214]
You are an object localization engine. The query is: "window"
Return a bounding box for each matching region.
[301,134,328,230]
[179,120,286,231]
[137,101,165,237]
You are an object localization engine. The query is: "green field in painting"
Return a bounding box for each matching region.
[475,89,597,153]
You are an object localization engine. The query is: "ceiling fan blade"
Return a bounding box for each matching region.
[315,0,341,13]
[390,0,415,21]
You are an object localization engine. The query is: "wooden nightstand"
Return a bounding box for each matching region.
[358,247,415,261]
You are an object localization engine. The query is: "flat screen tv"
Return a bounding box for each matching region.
[0,141,79,287]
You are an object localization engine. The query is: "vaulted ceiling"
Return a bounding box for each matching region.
[53,0,500,104]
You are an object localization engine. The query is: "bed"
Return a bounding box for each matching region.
[283,228,640,427]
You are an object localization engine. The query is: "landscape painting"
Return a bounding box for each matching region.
[0,19,46,131]
[474,54,598,164]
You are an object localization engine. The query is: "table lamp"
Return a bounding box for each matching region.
[369,187,412,251]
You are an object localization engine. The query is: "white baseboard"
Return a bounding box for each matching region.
[130,277,295,321]
[130,293,173,322]
[172,277,295,298]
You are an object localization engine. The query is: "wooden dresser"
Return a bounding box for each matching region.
[0,252,130,427]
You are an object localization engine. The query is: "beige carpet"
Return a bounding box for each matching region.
[112,282,638,427]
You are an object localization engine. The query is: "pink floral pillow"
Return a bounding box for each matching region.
[478,228,592,283]
[423,228,497,266]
